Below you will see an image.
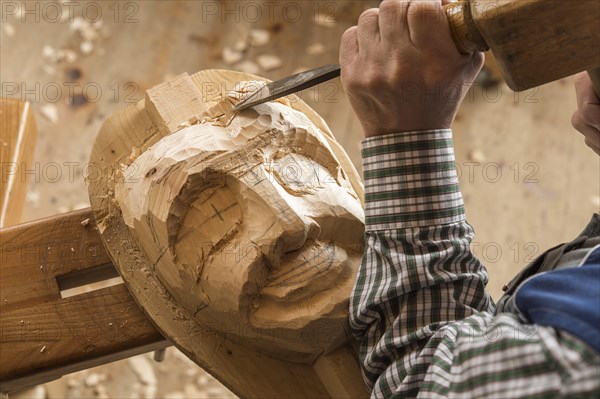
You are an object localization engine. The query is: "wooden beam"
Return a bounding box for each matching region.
[0,209,167,393]
[0,98,38,228]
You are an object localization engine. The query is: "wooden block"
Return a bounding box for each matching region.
[0,209,167,392]
[0,98,37,228]
[145,73,206,135]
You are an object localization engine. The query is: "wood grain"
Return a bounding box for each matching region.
[470,0,600,90]
[0,209,167,392]
[0,98,37,228]
[87,70,367,398]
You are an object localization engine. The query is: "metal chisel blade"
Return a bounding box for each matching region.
[232,64,341,112]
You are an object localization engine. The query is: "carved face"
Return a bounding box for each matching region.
[116,88,364,360]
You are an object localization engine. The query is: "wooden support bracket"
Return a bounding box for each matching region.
[0,209,168,392]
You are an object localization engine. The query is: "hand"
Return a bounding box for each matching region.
[339,0,484,137]
[572,72,600,156]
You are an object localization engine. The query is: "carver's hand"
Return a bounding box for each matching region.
[339,0,484,137]
[572,72,600,156]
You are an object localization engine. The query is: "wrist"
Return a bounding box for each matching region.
[359,108,456,138]
[362,120,454,138]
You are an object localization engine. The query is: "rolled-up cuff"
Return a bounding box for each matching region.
[362,129,465,230]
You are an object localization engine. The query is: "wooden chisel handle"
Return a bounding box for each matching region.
[444,1,489,54]
[444,0,600,92]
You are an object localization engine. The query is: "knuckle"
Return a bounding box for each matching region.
[581,104,600,129]
[342,66,385,93]
[363,70,386,90]
[572,112,586,132]
[408,1,440,19]
[341,26,357,41]
[358,8,379,24]
[339,27,358,65]
[379,0,400,15]
[571,112,580,129]
[341,72,360,92]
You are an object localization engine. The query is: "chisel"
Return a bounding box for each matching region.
[233,0,600,112]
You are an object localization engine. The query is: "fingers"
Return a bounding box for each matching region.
[357,8,380,51]
[378,0,409,44]
[585,137,600,156]
[339,26,359,67]
[572,110,600,156]
[574,72,600,129]
[406,0,445,45]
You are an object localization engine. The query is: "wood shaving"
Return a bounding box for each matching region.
[235,60,260,75]
[42,45,56,60]
[43,46,77,63]
[84,373,106,387]
[307,43,325,55]
[94,385,110,399]
[128,356,157,386]
[257,54,282,71]
[468,149,486,163]
[142,385,157,399]
[40,104,59,124]
[70,17,101,42]
[26,190,41,205]
[184,384,204,398]
[129,146,141,164]
[177,115,200,129]
[81,218,90,227]
[250,29,270,47]
[61,49,77,63]
[10,386,45,399]
[40,345,46,353]
[80,40,94,55]
[234,39,248,52]
[222,47,243,65]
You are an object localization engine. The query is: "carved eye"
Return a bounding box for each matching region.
[174,185,241,275]
[270,153,327,195]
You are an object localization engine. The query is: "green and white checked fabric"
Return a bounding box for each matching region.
[351,130,600,398]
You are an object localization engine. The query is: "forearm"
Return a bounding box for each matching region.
[350,129,494,394]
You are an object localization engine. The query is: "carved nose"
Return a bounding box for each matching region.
[273,198,320,253]
[255,182,321,262]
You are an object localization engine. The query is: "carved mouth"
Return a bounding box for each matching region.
[266,240,338,290]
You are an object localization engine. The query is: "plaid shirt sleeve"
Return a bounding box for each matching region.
[351,130,600,398]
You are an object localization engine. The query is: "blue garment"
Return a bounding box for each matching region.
[515,246,600,353]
